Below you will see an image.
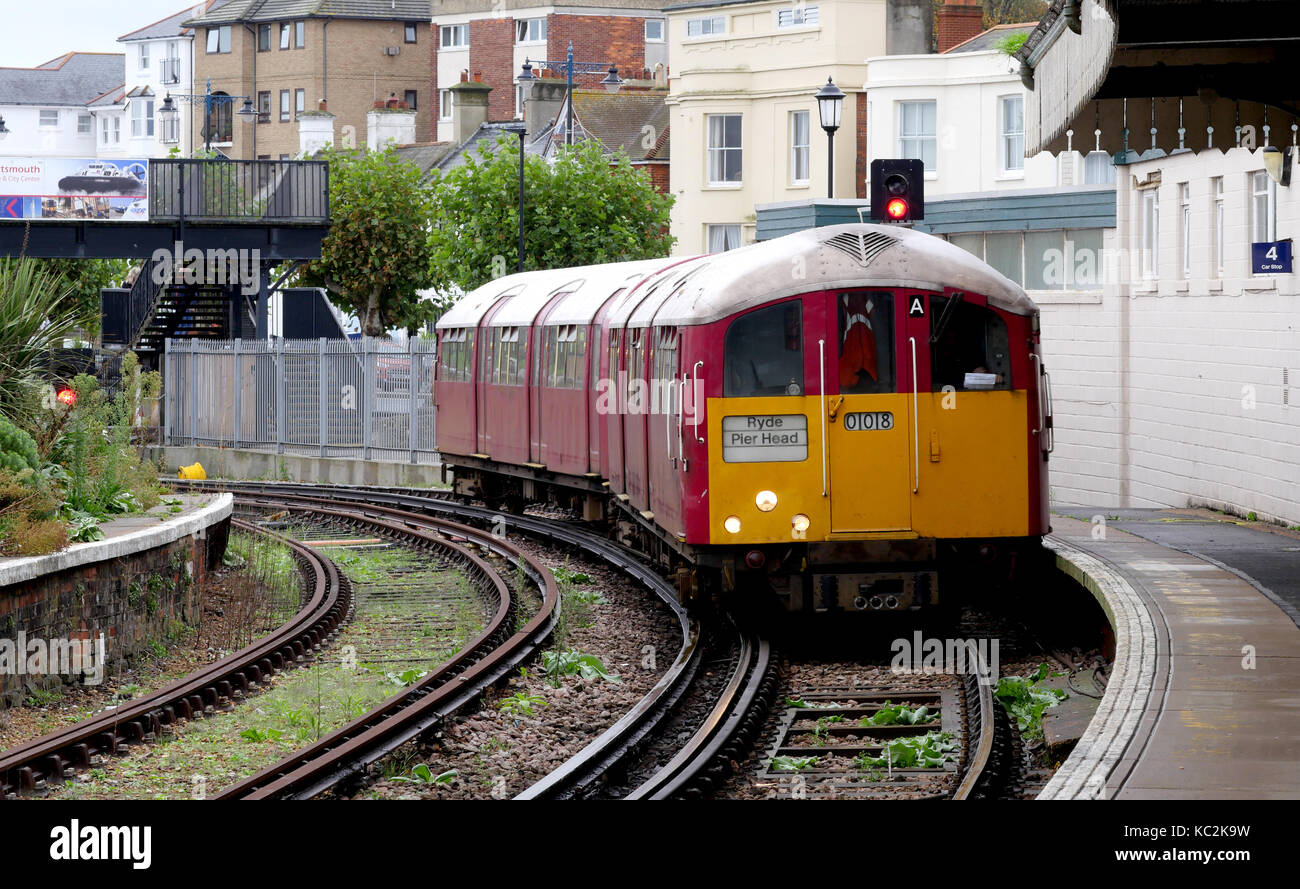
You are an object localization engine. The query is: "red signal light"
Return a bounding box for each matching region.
[56,387,77,407]
[885,198,909,220]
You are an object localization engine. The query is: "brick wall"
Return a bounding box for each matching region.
[0,518,228,705]
[937,1,985,53]
[194,17,434,157]
[634,160,669,195]
[469,18,515,122]
[431,22,439,125]
[855,91,867,200]
[547,15,646,88]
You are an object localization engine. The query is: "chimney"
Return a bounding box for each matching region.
[297,107,336,156]
[525,78,568,143]
[936,0,985,53]
[449,79,493,144]
[886,0,935,55]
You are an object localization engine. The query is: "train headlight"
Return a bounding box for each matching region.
[755,490,778,512]
[792,514,811,533]
[724,515,741,534]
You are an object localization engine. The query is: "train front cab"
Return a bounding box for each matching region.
[703,286,1050,613]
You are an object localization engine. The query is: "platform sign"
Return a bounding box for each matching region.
[1251,240,1292,274]
[0,156,149,221]
[721,414,808,463]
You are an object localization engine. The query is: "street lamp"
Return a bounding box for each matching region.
[518,43,622,148]
[158,78,258,154]
[502,121,527,273]
[815,76,846,199]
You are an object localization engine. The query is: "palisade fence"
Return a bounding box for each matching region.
[163,337,438,463]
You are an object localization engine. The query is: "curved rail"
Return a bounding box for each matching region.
[0,519,350,797]
[952,663,996,800]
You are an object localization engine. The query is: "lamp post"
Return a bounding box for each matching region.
[502,121,527,272]
[815,76,846,199]
[157,78,258,154]
[517,43,623,148]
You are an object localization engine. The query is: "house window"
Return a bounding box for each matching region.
[206,26,230,53]
[280,90,291,123]
[706,114,742,185]
[296,89,306,116]
[139,44,150,70]
[1082,150,1115,185]
[440,24,468,48]
[130,99,154,138]
[280,23,291,49]
[1211,176,1224,277]
[439,90,453,122]
[1250,170,1276,247]
[706,224,742,253]
[39,109,59,128]
[899,100,936,172]
[1178,182,1190,279]
[77,114,92,135]
[258,24,271,51]
[776,5,819,27]
[516,18,546,43]
[686,16,725,37]
[645,19,664,41]
[112,116,121,143]
[101,117,109,142]
[1140,187,1160,279]
[790,110,810,185]
[404,22,419,43]
[295,21,305,48]
[162,42,181,83]
[515,84,525,116]
[257,90,271,123]
[404,90,418,110]
[1001,95,1023,173]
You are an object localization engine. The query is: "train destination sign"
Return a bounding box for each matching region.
[722,414,808,462]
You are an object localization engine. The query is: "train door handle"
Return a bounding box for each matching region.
[826,394,844,420]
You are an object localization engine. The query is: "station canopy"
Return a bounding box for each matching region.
[1018,0,1300,157]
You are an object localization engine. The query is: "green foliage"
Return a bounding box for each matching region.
[392,764,458,786]
[771,755,820,772]
[859,702,941,727]
[995,663,1068,740]
[498,691,548,718]
[427,137,674,296]
[0,257,95,427]
[994,32,1029,55]
[854,732,956,770]
[299,147,437,336]
[541,648,621,686]
[0,417,40,475]
[812,714,844,745]
[33,259,131,336]
[239,727,284,743]
[384,668,427,687]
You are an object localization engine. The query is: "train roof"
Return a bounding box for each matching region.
[436,225,1036,331]
[652,224,1037,326]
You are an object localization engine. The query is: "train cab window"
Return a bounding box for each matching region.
[929,295,1011,391]
[836,291,895,394]
[724,301,804,397]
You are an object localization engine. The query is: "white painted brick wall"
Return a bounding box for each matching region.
[1038,147,1300,524]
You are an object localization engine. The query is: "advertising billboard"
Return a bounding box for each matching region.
[0,157,149,221]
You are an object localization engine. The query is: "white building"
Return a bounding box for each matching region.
[0,53,124,157]
[117,3,204,158]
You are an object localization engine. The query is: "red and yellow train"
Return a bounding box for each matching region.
[434,223,1053,612]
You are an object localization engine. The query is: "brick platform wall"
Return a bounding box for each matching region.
[0,517,228,705]
[469,18,515,122]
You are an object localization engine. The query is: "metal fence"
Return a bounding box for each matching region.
[164,337,437,463]
[149,158,330,222]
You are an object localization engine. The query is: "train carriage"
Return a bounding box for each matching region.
[434,224,1053,612]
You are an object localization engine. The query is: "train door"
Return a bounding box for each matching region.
[821,289,916,533]
[475,301,507,455]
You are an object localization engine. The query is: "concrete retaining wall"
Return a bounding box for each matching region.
[145,446,444,488]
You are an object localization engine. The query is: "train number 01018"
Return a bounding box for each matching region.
[843,411,893,431]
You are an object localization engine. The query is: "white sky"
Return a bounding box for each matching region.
[0,1,206,69]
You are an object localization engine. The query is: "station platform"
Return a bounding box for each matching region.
[1045,508,1300,800]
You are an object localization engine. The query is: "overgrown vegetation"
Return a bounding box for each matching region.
[854,732,957,770]
[995,663,1069,740]
[859,702,941,727]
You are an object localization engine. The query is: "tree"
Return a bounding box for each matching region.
[299,148,437,336]
[37,259,132,337]
[427,137,675,295]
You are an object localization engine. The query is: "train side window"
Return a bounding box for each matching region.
[837,291,895,394]
[590,325,602,390]
[724,300,804,397]
[929,296,1011,391]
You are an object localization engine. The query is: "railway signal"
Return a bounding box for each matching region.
[870,159,924,223]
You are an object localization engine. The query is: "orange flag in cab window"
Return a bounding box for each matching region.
[838,292,878,388]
